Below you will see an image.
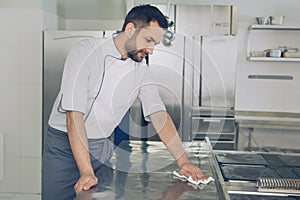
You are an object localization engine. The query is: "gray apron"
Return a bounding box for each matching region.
[42,126,113,200]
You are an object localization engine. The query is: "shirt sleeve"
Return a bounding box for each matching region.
[57,40,91,114]
[138,68,166,121]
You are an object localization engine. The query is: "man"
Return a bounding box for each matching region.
[42,4,207,200]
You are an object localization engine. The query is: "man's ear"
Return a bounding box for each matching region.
[124,22,136,38]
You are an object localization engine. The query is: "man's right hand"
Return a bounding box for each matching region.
[74,173,98,195]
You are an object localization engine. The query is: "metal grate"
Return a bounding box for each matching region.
[257,177,300,194]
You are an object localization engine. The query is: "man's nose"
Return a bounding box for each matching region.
[145,46,154,55]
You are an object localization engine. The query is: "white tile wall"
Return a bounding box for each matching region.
[0,85,21,121]
[20,158,41,193]
[21,121,41,158]
[9,194,41,200]
[0,120,21,158]
[0,192,14,198]
[21,85,41,121]
[0,158,21,193]
[0,47,21,84]
[0,8,43,195]
[0,10,21,46]
[0,193,41,200]
[0,132,3,181]
[20,46,42,84]
[19,10,43,47]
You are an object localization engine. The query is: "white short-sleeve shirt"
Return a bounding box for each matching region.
[48,37,166,138]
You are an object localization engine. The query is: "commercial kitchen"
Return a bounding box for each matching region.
[1,0,300,199]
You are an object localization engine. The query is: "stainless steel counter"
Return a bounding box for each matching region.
[74,139,300,200]
[75,140,229,200]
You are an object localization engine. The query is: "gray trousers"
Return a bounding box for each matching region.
[42,126,114,200]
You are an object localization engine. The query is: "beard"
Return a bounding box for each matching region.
[125,32,146,62]
[127,50,144,62]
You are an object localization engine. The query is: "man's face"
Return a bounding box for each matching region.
[125,21,164,62]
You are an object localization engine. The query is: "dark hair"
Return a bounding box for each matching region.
[121,4,168,31]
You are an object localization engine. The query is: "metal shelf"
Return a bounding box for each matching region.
[248,57,300,62]
[249,25,300,31]
[246,25,300,62]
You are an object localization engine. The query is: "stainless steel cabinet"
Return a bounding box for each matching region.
[191,108,237,150]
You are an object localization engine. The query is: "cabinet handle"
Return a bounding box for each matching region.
[203,119,221,123]
[248,75,293,80]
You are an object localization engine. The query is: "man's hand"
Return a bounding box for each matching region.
[178,162,208,182]
[74,173,98,195]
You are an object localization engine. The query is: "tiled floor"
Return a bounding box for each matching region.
[0,193,40,200]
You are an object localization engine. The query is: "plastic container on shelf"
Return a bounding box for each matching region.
[270,16,284,25]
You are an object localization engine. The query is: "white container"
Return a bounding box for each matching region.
[271,16,284,25]
[250,51,266,57]
[269,49,282,57]
[256,17,270,25]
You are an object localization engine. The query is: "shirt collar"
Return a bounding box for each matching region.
[106,34,122,60]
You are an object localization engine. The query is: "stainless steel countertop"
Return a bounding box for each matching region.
[75,140,229,200]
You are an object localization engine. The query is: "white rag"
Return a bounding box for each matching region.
[172,171,214,185]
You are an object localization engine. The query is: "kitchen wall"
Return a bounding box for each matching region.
[0,0,61,196]
[234,0,300,151]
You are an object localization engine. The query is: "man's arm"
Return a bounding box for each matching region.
[149,111,207,181]
[66,111,98,194]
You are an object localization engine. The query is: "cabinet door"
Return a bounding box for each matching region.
[201,35,237,108]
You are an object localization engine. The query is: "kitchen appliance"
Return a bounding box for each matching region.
[216,151,300,182]
[191,35,238,149]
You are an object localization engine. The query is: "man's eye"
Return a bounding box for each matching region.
[146,38,152,43]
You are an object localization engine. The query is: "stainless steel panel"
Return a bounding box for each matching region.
[200,35,237,109]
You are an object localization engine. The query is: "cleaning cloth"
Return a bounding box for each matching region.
[172,171,214,185]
